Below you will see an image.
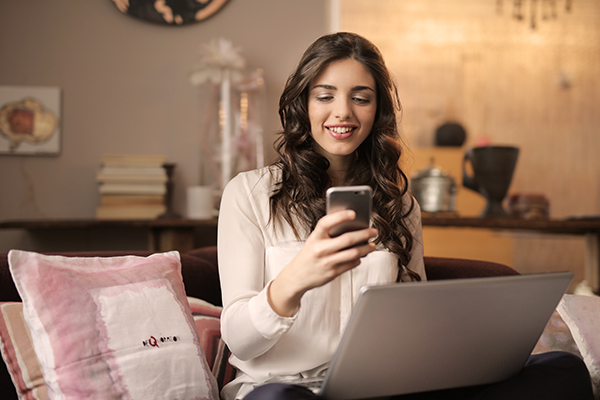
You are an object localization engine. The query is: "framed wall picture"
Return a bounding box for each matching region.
[0,86,61,156]
[111,0,230,25]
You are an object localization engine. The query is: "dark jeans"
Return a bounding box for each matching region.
[243,352,594,400]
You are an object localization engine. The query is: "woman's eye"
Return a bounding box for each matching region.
[353,97,371,105]
[316,96,334,102]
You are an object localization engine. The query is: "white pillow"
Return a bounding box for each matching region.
[557,294,600,398]
[8,249,219,400]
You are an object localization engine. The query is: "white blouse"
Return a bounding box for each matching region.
[217,166,425,400]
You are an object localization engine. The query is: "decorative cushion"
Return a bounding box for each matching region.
[7,250,219,400]
[531,309,581,356]
[557,294,600,397]
[0,302,47,400]
[0,297,234,399]
[187,297,236,389]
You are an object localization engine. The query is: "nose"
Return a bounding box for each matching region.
[334,98,352,120]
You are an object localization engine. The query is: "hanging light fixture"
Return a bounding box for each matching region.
[497,0,572,29]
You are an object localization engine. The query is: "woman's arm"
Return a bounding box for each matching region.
[268,211,378,316]
[218,171,378,360]
[218,172,290,361]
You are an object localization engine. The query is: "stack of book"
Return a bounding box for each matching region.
[96,154,168,219]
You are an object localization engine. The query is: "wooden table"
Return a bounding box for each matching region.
[2,216,600,292]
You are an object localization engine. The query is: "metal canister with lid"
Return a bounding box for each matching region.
[409,158,457,213]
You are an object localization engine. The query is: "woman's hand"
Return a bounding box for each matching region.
[268,210,378,317]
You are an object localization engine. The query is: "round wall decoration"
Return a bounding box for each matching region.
[111,0,230,25]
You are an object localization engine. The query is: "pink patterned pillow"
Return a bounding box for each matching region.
[8,250,219,400]
[0,302,48,400]
[187,297,237,389]
[0,297,235,399]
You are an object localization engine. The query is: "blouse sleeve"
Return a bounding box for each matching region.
[217,172,297,361]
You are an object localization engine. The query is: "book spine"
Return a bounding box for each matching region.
[101,154,167,168]
[100,194,165,206]
[98,183,166,195]
[98,167,167,175]
[96,204,166,220]
[96,174,168,184]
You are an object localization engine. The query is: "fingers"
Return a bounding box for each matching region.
[279,212,378,297]
[308,242,376,287]
[330,227,378,252]
[315,209,377,245]
[325,241,377,268]
[307,226,377,261]
[314,210,356,237]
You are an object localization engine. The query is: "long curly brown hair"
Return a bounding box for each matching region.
[269,32,420,281]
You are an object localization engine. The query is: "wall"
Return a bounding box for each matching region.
[0,0,326,251]
[340,0,600,283]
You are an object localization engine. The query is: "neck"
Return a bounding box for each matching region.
[327,155,354,186]
[329,171,346,187]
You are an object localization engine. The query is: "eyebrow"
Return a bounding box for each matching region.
[311,84,375,93]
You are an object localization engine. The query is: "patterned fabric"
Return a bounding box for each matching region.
[0,297,234,399]
[0,302,47,400]
[7,250,219,400]
[532,309,581,357]
[557,294,600,398]
[188,297,237,390]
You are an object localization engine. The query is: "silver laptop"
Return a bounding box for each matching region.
[309,272,573,400]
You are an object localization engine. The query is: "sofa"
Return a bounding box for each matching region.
[0,246,523,399]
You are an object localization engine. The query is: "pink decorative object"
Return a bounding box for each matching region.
[475,135,491,147]
[190,39,265,194]
[187,297,237,389]
[0,297,235,400]
[7,250,219,400]
[0,302,48,400]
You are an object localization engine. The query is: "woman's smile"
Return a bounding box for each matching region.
[326,124,357,139]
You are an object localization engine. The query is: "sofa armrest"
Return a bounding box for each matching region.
[181,247,221,306]
[424,256,520,280]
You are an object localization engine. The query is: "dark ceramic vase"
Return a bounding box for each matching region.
[435,122,467,147]
[462,146,519,217]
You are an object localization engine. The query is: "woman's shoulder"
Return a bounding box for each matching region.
[224,165,281,197]
[238,165,280,180]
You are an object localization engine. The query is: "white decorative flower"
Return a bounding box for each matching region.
[190,38,246,86]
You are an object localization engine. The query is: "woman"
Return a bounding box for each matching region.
[217,32,593,400]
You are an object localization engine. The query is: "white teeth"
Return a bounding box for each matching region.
[328,127,354,133]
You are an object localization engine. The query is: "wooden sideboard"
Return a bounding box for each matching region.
[0,218,218,254]
[427,216,600,293]
[2,216,599,292]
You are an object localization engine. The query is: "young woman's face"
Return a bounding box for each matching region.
[307,58,377,165]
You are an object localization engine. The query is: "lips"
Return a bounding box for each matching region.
[326,125,356,140]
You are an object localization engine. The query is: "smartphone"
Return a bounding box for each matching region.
[326,185,373,246]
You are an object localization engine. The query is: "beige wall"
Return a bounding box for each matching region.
[341,0,600,282]
[0,0,326,251]
[2,0,598,278]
